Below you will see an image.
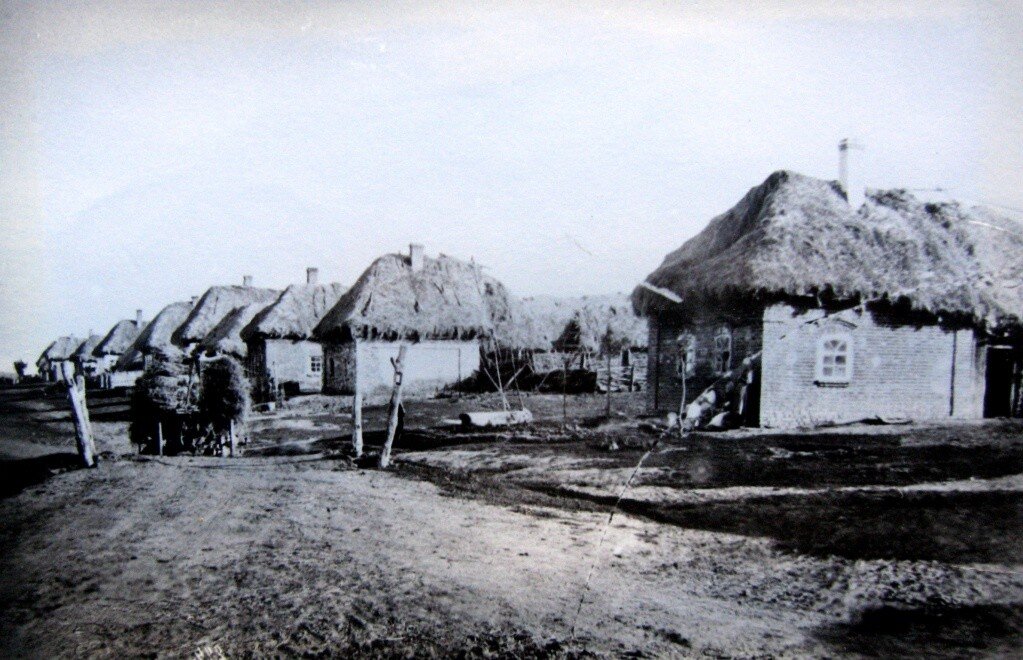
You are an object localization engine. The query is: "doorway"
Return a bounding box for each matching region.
[984,347,1022,418]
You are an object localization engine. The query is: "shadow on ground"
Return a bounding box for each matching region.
[817,604,1023,658]
[0,453,84,497]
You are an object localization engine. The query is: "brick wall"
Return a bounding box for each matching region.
[647,308,763,413]
[760,303,984,427]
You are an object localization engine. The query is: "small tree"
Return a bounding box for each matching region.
[13,360,27,380]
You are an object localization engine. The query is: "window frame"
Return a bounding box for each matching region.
[815,333,853,385]
[675,332,696,378]
[309,355,323,374]
[712,326,732,376]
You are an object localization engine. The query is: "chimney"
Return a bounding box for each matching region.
[838,138,865,209]
[135,309,143,327]
[409,243,424,273]
[306,267,319,285]
[190,295,198,305]
[242,275,253,287]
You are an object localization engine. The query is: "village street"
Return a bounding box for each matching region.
[2,387,1022,657]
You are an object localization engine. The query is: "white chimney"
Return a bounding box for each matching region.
[409,243,424,273]
[838,138,865,209]
[242,275,253,287]
[306,267,319,285]
[135,309,143,327]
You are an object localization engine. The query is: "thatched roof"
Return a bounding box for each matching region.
[73,335,104,361]
[94,319,143,356]
[197,302,272,358]
[114,300,194,371]
[173,285,280,346]
[632,170,1022,324]
[503,294,647,353]
[38,336,82,367]
[242,282,347,341]
[314,253,513,342]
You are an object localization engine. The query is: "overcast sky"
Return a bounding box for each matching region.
[1,1,1021,373]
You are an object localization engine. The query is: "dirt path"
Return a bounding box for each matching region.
[0,455,849,657]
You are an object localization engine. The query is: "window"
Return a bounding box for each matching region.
[676,333,696,378]
[712,326,732,375]
[816,334,853,384]
[310,355,322,374]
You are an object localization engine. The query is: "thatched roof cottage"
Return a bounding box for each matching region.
[313,245,512,400]
[241,268,346,397]
[93,310,146,375]
[172,278,280,352]
[36,335,81,382]
[72,334,104,378]
[502,294,648,390]
[633,170,1023,427]
[116,300,195,373]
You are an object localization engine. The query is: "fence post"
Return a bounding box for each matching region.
[157,421,164,456]
[378,345,407,469]
[352,391,364,458]
[60,362,96,468]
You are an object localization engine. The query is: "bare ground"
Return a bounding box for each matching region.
[1,385,1022,658]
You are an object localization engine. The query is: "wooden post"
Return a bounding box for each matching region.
[562,356,569,428]
[60,363,96,468]
[352,391,363,458]
[157,421,164,456]
[605,354,612,417]
[229,419,237,457]
[378,345,407,469]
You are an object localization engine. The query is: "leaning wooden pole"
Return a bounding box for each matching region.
[352,391,364,458]
[379,345,408,469]
[605,353,612,417]
[60,362,97,468]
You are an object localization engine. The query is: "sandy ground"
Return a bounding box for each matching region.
[1,385,1022,657]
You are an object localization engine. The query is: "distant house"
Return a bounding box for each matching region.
[36,336,81,382]
[633,170,1023,427]
[116,299,195,373]
[313,245,512,401]
[503,294,648,390]
[72,334,104,379]
[171,277,280,355]
[94,310,145,374]
[241,268,346,397]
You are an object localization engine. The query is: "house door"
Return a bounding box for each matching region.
[984,347,1022,418]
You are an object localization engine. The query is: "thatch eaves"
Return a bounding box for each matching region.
[632,170,1019,324]
[172,285,280,346]
[242,282,347,341]
[197,302,273,359]
[313,253,513,342]
[94,319,143,356]
[73,335,104,361]
[503,294,647,354]
[38,335,82,368]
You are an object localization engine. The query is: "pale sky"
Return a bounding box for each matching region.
[1,1,1021,373]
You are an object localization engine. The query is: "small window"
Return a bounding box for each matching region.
[712,326,732,375]
[816,334,853,384]
[676,333,696,378]
[310,355,322,374]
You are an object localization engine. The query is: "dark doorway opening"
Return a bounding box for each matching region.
[984,347,1023,418]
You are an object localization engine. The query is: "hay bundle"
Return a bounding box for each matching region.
[129,345,197,451]
[198,356,250,433]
